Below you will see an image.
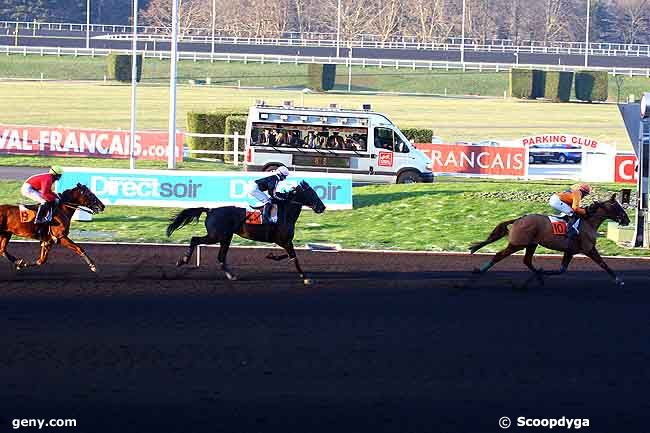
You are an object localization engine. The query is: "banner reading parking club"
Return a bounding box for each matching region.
[0,124,183,161]
[57,168,353,210]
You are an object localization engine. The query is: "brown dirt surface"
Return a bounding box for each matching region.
[1,242,649,433]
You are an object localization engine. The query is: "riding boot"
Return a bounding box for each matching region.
[262,203,272,224]
[34,203,49,224]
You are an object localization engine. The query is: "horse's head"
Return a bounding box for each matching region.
[61,183,105,214]
[287,180,326,214]
[587,194,630,226]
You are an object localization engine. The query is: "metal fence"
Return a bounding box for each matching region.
[2,44,649,77]
[2,20,650,58]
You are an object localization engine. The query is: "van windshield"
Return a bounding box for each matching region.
[251,122,368,152]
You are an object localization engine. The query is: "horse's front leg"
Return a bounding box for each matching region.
[583,247,623,287]
[280,241,311,285]
[20,240,55,269]
[59,236,97,273]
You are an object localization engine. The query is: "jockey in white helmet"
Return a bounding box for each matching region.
[248,166,290,223]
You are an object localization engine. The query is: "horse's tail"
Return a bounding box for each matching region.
[166,207,208,237]
[469,217,519,254]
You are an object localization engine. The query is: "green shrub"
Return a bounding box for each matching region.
[509,68,534,99]
[106,54,142,82]
[575,70,609,102]
[186,111,244,157]
[544,71,573,102]
[401,128,433,143]
[308,64,336,91]
[224,115,248,163]
[532,70,546,98]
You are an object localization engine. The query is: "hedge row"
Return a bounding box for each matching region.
[106,54,142,83]
[509,68,608,102]
[401,128,433,143]
[307,64,337,92]
[186,111,246,158]
[224,115,248,163]
[575,70,608,102]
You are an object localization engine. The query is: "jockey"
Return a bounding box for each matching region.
[21,166,64,225]
[249,166,290,223]
[549,183,592,238]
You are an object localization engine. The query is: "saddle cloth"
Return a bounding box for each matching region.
[245,209,263,225]
[19,205,37,223]
[547,215,567,236]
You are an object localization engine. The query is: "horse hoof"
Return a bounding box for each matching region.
[14,259,27,270]
[615,277,625,288]
[90,265,97,273]
[176,257,188,267]
[303,278,312,285]
[472,268,482,274]
[225,272,238,281]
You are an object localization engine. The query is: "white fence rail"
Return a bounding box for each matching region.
[184,132,244,166]
[2,44,649,77]
[3,20,650,58]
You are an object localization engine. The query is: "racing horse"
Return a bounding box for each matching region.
[469,194,630,287]
[0,183,105,272]
[166,180,326,284]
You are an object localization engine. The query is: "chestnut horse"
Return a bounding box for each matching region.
[0,183,105,272]
[469,194,630,287]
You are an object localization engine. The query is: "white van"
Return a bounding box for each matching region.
[243,102,434,184]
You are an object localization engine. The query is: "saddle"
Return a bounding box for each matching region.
[245,209,263,225]
[19,204,38,223]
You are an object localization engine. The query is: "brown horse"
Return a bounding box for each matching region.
[469,194,631,287]
[0,183,105,272]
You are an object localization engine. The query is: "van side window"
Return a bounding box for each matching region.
[394,134,410,153]
[374,127,394,151]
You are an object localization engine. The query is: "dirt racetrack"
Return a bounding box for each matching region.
[1,242,649,433]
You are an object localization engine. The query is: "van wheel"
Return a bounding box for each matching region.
[264,164,280,172]
[397,170,420,184]
[558,154,567,164]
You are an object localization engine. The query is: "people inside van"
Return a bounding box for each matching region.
[305,131,318,148]
[289,131,302,147]
[261,129,276,146]
[276,130,289,146]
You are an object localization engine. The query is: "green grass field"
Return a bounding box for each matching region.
[0,178,644,257]
[0,80,635,152]
[2,55,650,100]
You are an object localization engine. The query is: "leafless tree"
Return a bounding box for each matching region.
[403,0,453,43]
[615,0,650,43]
[141,0,210,36]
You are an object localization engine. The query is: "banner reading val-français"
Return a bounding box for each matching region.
[0,124,183,161]
[57,168,353,210]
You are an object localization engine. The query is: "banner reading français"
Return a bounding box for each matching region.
[415,143,525,177]
[0,124,183,161]
[57,168,353,210]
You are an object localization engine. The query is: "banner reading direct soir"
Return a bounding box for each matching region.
[57,168,353,210]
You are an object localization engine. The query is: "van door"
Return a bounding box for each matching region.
[370,127,399,182]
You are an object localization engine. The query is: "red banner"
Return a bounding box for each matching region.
[0,124,183,161]
[415,143,526,176]
[614,154,638,184]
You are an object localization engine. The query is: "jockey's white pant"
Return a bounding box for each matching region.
[249,184,271,205]
[21,183,47,204]
[549,194,574,215]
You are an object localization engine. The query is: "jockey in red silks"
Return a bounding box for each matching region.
[21,166,64,225]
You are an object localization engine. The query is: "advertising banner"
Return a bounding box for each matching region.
[614,154,638,184]
[415,143,525,177]
[57,168,353,210]
[518,134,602,150]
[0,124,183,161]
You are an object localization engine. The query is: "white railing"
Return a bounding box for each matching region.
[2,45,649,77]
[3,20,650,58]
[184,132,244,166]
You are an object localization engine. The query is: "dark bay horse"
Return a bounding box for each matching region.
[0,183,105,272]
[469,194,631,287]
[166,180,326,284]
